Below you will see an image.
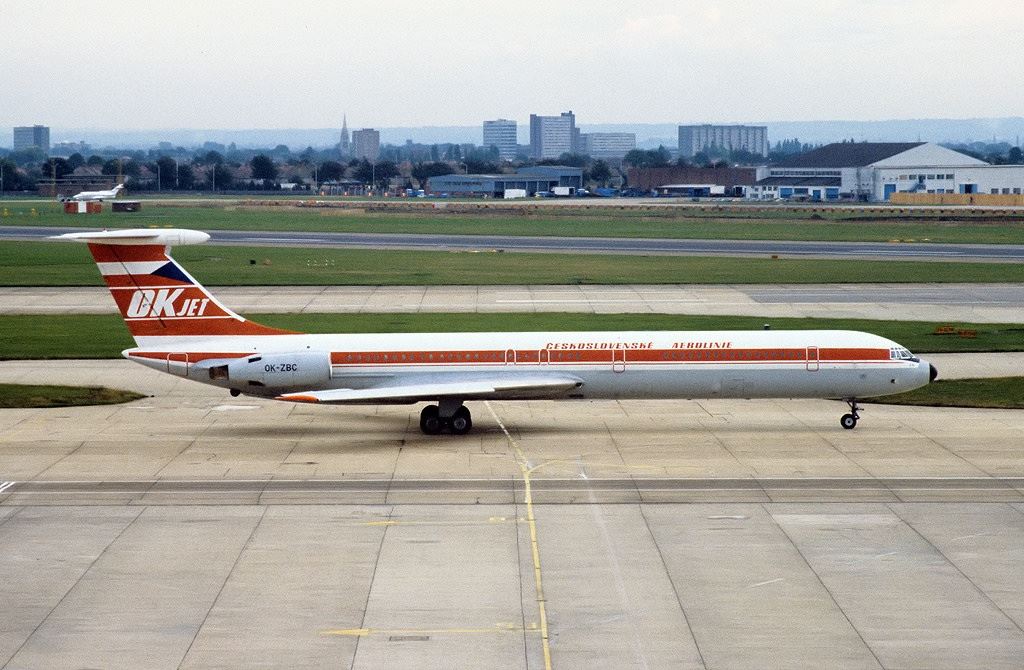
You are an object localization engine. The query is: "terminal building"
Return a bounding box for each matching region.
[627,166,758,196]
[749,142,1024,202]
[427,166,583,197]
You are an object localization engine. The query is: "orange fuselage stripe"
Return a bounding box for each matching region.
[135,347,894,366]
[327,347,890,365]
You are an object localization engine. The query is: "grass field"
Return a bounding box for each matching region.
[4,201,1024,244]
[5,240,1024,286]
[1,313,1019,359]
[866,377,1024,410]
[0,383,144,408]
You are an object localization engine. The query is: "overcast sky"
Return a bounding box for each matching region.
[2,0,1022,130]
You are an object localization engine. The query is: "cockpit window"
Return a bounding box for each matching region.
[890,347,919,362]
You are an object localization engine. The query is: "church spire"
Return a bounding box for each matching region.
[340,114,350,157]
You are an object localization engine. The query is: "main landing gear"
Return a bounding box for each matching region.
[420,401,472,436]
[840,399,860,430]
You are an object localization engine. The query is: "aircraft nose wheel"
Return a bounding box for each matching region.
[840,399,860,430]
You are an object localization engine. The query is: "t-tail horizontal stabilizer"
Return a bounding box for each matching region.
[52,228,210,246]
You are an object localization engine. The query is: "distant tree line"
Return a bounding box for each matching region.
[943,141,1024,165]
[4,134,1022,196]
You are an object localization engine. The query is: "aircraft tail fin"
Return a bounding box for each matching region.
[53,228,295,342]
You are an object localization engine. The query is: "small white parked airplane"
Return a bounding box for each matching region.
[65,183,125,202]
[55,228,937,434]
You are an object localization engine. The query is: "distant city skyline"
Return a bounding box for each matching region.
[2,0,1022,130]
[6,117,1024,153]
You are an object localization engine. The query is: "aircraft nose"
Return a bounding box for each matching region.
[929,363,938,382]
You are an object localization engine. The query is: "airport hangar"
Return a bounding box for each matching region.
[427,165,583,197]
[749,141,1024,202]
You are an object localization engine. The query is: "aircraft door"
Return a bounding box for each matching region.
[805,346,819,372]
[612,347,626,373]
[505,349,516,365]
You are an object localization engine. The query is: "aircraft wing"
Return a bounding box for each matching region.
[275,375,583,404]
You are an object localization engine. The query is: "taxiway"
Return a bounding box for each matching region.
[3,283,1024,322]
[2,360,1024,668]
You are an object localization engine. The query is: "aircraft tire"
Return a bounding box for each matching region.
[420,405,443,435]
[450,406,472,435]
[840,413,858,430]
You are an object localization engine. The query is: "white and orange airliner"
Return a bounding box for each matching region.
[57,228,937,434]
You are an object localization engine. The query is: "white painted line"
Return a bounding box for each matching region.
[0,481,16,494]
[749,578,785,588]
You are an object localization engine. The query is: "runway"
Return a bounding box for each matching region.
[4,360,1024,669]
[4,282,1024,322]
[6,224,1024,262]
